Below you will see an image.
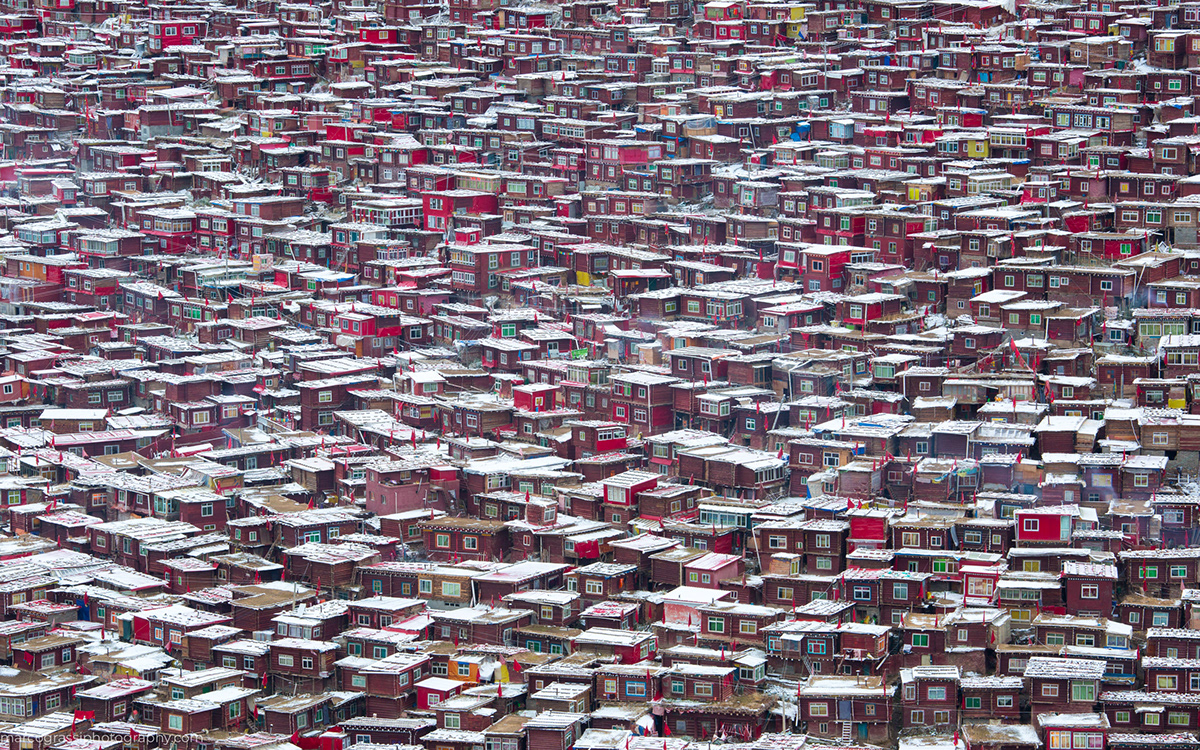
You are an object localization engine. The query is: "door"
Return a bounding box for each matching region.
[838,700,852,720]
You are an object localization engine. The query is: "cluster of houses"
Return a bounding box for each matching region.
[3,0,1200,748]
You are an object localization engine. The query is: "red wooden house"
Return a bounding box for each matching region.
[424,191,500,233]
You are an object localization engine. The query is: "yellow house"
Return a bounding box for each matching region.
[963,134,990,159]
[781,5,807,36]
[907,181,938,203]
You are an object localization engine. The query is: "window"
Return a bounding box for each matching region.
[1080,584,1098,599]
[442,582,461,597]
[912,633,929,647]
[168,715,183,731]
[1158,675,1178,691]
[1023,518,1039,532]
[1070,682,1095,702]
[1042,684,1059,697]
[279,655,294,667]
[707,617,725,633]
